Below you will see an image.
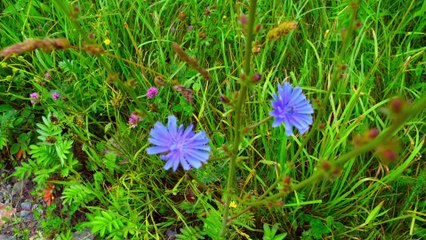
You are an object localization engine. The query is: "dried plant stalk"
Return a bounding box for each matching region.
[0,38,70,57]
[172,42,211,81]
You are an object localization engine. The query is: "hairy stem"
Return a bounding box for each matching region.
[220,0,257,237]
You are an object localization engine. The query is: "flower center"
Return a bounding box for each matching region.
[279,105,294,116]
[170,141,185,151]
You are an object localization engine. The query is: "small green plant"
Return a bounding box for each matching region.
[13,113,78,188]
[263,224,287,240]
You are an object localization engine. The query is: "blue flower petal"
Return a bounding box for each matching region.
[146,146,170,154]
[270,83,313,135]
[147,115,211,172]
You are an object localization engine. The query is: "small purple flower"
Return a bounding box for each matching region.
[146,116,211,171]
[170,26,175,31]
[270,82,314,136]
[147,87,159,99]
[129,113,141,128]
[45,72,52,80]
[188,25,194,31]
[51,92,60,100]
[30,92,39,104]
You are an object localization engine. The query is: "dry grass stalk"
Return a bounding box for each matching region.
[0,38,70,57]
[172,42,211,81]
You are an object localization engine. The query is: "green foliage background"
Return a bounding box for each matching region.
[0,0,425,239]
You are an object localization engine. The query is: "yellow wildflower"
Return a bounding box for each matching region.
[230,201,237,208]
[103,38,111,45]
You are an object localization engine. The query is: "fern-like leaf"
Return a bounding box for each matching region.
[62,184,94,206]
[85,210,125,238]
[202,209,225,240]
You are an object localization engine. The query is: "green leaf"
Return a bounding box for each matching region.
[10,143,20,155]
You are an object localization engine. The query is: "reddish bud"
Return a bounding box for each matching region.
[383,149,397,162]
[251,73,262,83]
[73,5,79,12]
[276,201,284,207]
[321,161,331,171]
[283,176,291,185]
[368,128,380,139]
[88,33,95,39]
[255,24,262,33]
[220,95,230,104]
[332,167,340,177]
[240,14,248,26]
[267,202,273,207]
[240,73,246,80]
[390,98,403,113]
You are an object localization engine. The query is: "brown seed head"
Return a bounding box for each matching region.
[267,21,297,40]
[178,11,187,21]
[198,32,206,39]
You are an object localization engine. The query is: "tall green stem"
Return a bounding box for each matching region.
[220,0,257,237]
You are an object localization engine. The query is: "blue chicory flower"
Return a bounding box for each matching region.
[146,116,211,171]
[269,82,314,136]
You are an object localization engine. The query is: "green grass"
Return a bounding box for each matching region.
[0,0,425,239]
